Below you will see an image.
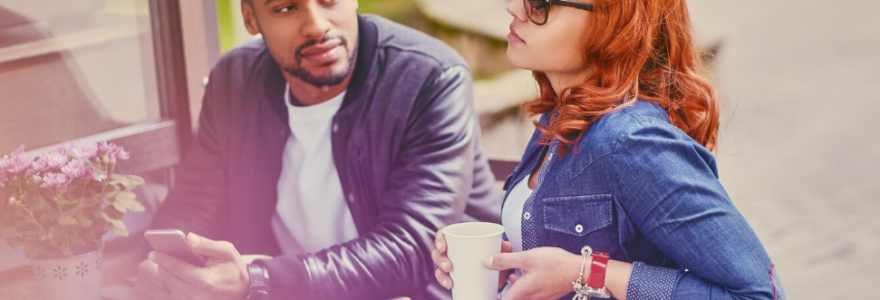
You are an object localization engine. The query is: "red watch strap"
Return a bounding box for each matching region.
[587,251,610,289]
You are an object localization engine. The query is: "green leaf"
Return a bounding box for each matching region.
[57,216,78,227]
[115,191,136,201]
[113,192,145,213]
[58,198,85,206]
[128,175,146,186]
[75,215,93,227]
[112,176,133,189]
[103,206,124,219]
[100,212,128,237]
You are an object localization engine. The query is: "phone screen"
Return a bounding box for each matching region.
[144,230,206,267]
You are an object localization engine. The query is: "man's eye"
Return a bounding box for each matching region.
[275,5,296,13]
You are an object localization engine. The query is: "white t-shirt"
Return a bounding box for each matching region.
[271,84,359,255]
[499,174,532,297]
[501,174,532,253]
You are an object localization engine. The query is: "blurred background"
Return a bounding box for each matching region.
[1,0,878,299]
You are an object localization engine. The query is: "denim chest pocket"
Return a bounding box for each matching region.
[542,194,613,237]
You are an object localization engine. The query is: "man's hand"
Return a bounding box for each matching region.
[136,258,171,300]
[152,233,250,300]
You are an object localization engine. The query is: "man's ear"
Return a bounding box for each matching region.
[241,1,261,36]
[353,0,359,11]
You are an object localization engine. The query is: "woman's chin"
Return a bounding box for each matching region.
[505,50,532,71]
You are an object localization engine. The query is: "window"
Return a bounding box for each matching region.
[0,0,196,273]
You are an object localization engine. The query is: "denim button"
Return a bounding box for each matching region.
[523,212,531,220]
[575,224,584,233]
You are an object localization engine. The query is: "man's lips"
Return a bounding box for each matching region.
[297,40,344,65]
[300,40,343,57]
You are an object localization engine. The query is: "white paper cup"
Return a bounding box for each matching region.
[442,222,505,300]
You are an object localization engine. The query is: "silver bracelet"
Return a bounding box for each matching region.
[571,246,593,300]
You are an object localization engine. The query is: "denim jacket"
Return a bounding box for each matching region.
[501,100,786,300]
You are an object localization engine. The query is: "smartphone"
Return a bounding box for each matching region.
[144,229,206,267]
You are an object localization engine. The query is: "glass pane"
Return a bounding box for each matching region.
[0,0,161,153]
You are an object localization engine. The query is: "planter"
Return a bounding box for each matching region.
[30,248,103,300]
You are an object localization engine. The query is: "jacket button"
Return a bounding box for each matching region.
[575,224,584,233]
[523,212,531,220]
[348,193,355,203]
[333,123,339,133]
[280,129,287,136]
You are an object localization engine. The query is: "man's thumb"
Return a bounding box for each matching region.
[187,233,237,260]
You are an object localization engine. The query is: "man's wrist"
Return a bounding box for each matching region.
[245,260,271,300]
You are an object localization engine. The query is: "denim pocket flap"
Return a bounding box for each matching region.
[542,194,613,237]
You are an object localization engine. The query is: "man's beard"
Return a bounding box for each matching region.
[282,35,358,89]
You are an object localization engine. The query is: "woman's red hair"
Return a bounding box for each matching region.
[524,0,719,155]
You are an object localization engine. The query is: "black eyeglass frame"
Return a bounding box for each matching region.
[525,0,594,25]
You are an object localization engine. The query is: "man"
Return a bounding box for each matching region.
[135,0,499,299]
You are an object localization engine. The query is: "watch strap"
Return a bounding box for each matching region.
[587,251,610,292]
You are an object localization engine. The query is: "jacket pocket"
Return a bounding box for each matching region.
[542,194,613,237]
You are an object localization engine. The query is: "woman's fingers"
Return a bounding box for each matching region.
[501,241,513,253]
[432,249,453,272]
[434,230,447,253]
[435,268,453,289]
[508,273,520,285]
[498,269,513,290]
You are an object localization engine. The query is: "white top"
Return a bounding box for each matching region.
[499,174,532,297]
[502,174,532,253]
[271,84,359,255]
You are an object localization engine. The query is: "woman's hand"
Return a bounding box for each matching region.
[482,247,584,300]
[431,229,514,291]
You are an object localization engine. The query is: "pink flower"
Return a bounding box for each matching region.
[12,145,25,155]
[70,144,98,159]
[0,151,33,175]
[41,172,70,189]
[32,151,69,173]
[98,142,129,163]
[61,159,91,179]
[0,146,26,172]
[54,143,75,156]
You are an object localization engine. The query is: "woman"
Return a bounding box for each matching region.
[432,0,785,299]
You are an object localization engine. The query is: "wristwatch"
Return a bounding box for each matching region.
[585,250,611,298]
[572,246,612,300]
[245,260,271,300]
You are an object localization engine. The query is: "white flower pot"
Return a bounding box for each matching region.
[30,249,102,300]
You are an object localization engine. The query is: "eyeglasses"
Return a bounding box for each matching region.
[524,0,594,25]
